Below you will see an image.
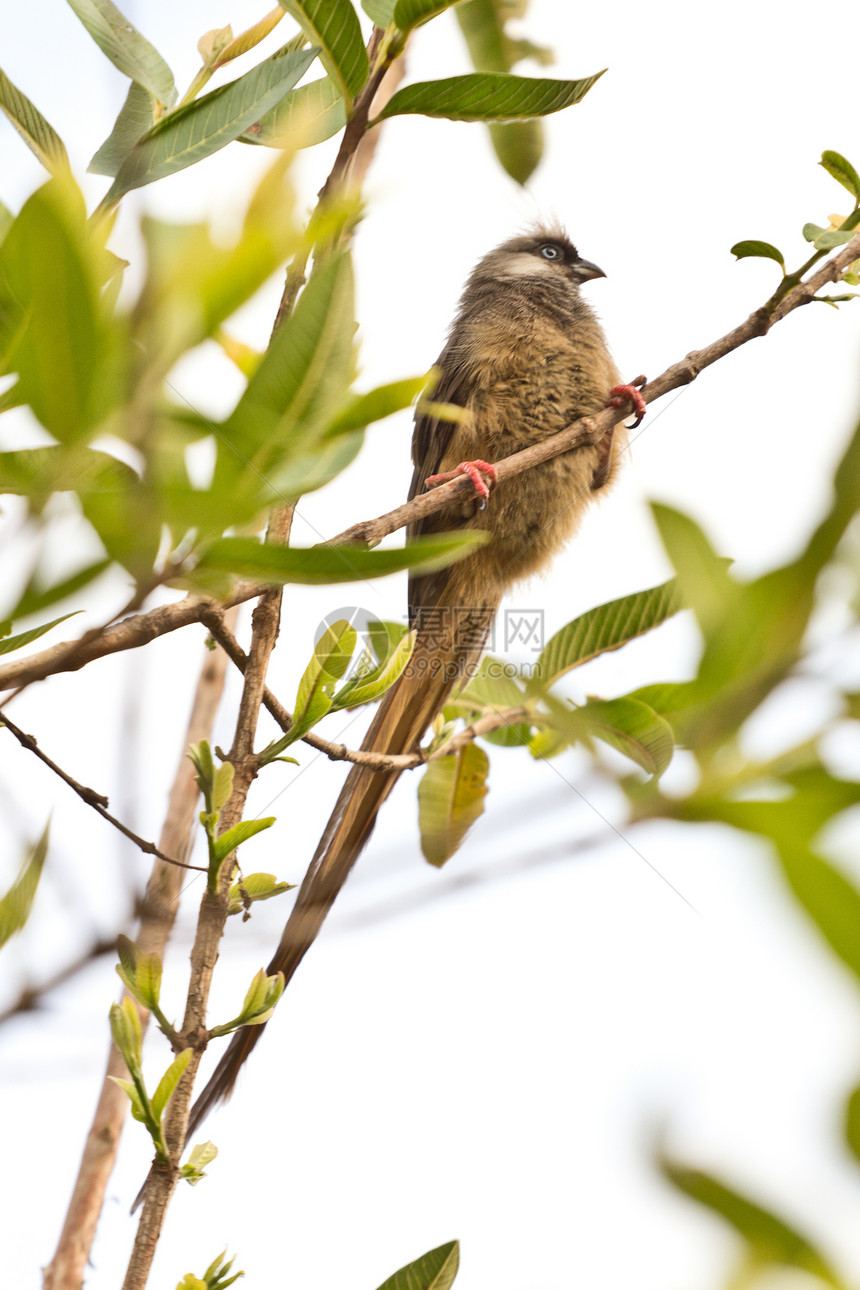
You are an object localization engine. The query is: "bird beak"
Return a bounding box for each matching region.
[571,258,606,282]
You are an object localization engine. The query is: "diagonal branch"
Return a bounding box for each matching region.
[1,713,206,872]
[4,231,857,702]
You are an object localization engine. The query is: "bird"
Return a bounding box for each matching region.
[187,226,643,1133]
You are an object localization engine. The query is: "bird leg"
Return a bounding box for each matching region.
[607,374,647,427]
[591,376,647,490]
[424,459,498,502]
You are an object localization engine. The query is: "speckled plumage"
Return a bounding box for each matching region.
[188,229,625,1130]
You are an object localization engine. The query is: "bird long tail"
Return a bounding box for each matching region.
[187,609,495,1133]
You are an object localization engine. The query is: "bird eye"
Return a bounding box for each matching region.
[540,244,562,260]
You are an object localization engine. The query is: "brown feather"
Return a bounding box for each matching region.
[188,226,625,1132]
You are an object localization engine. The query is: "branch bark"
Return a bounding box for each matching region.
[42,635,233,1290]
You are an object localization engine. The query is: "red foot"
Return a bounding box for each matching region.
[608,376,647,428]
[425,459,498,502]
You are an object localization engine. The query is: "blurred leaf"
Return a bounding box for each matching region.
[363,0,396,21]
[0,68,70,175]
[279,0,368,101]
[393,0,464,33]
[820,150,860,202]
[368,618,409,663]
[0,446,136,505]
[240,75,345,148]
[844,1083,860,1164]
[377,70,604,122]
[0,200,14,244]
[0,823,49,948]
[527,577,684,697]
[2,558,110,623]
[134,156,301,370]
[730,239,785,269]
[150,1048,192,1122]
[195,531,488,586]
[0,612,80,655]
[375,1240,460,1290]
[419,743,489,866]
[327,375,429,436]
[105,46,317,199]
[0,179,121,442]
[219,251,356,477]
[89,81,156,176]
[569,696,675,777]
[211,817,276,867]
[660,1156,843,1286]
[455,656,530,746]
[65,0,176,105]
[212,9,286,67]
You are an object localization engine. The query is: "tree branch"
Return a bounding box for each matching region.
[6,233,857,705]
[42,635,234,1290]
[1,713,206,872]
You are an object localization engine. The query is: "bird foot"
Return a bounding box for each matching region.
[425,459,498,502]
[608,375,647,427]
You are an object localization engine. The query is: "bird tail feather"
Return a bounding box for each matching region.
[187,616,491,1133]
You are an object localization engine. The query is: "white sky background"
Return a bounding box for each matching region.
[2,1,860,1287]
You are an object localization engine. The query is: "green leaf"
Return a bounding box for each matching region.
[377,70,605,123]
[802,222,827,243]
[0,200,13,245]
[455,0,549,184]
[327,375,430,436]
[212,761,234,812]
[0,446,135,504]
[418,743,489,866]
[455,656,530,746]
[729,239,785,268]
[278,0,368,101]
[813,228,856,251]
[844,1083,860,1165]
[660,1156,843,1286]
[195,531,489,586]
[109,996,143,1068]
[820,150,860,202]
[151,1047,193,1121]
[240,75,346,149]
[0,823,48,948]
[283,618,358,743]
[0,612,80,655]
[227,872,295,915]
[221,252,357,471]
[375,1241,460,1290]
[109,1075,148,1122]
[132,951,163,1009]
[106,46,318,200]
[331,626,415,709]
[362,0,396,23]
[89,81,156,177]
[569,696,675,778]
[0,179,119,442]
[0,68,70,176]
[211,817,276,867]
[65,0,176,105]
[527,577,684,697]
[393,0,464,34]
[777,844,860,989]
[2,558,111,624]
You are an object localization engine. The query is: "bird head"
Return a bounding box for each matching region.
[475,228,606,287]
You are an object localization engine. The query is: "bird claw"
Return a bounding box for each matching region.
[608,376,647,428]
[425,459,498,505]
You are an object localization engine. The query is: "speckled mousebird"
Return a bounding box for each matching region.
[188,227,645,1130]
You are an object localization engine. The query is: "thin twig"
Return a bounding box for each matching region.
[1,713,206,873]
